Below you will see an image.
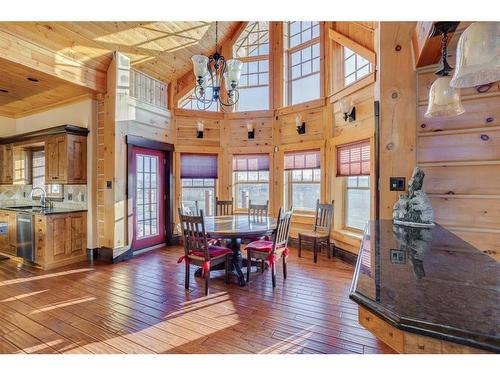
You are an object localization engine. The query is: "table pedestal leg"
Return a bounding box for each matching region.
[230,238,246,286]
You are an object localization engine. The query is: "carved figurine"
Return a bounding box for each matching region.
[393,167,434,227]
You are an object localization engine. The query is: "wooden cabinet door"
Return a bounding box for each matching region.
[69,214,85,256]
[45,135,68,183]
[49,216,68,261]
[0,144,13,184]
[0,211,9,252]
[46,212,86,264]
[34,216,46,263]
[67,135,87,184]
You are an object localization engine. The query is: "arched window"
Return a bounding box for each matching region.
[233,22,270,111]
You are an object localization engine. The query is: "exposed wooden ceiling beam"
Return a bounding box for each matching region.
[0,29,106,93]
[328,28,376,64]
[412,22,457,68]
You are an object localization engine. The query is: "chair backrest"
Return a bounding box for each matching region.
[313,199,334,233]
[248,200,269,222]
[178,208,209,260]
[215,197,234,216]
[273,207,294,252]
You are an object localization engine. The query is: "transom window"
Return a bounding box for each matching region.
[233,21,270,111]
[343,47,371,87]
[345,176,370,231]
[284,21,321,106]
[136,154,159,239]
[232,154,270,210]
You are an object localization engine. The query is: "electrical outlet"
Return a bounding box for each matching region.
[68,193,73,201]
[390,177,406,191]
[106,181,112,189]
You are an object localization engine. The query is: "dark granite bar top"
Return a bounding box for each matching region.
[350,220,500,353]
[0,206,87,216]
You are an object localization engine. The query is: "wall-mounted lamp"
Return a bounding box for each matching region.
[196,121,204,139]
[247,122,255,139]
[339,98,356,122]
[295,114,306,135]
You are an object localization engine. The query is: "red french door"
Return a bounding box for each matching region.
[131,146,166,250]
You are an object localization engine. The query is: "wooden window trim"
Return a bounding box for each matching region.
[343,176,370,233]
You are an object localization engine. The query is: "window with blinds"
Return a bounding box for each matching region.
[180,154,218,215]
[233,154,270,209]
[284,149,321,212]
[337,140,370,177]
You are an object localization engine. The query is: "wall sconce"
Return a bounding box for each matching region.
[247,122,255,139]
[196,120,204,139]
[339,98,356,122]
[295,114,306,135]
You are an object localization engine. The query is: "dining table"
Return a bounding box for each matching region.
[194,214,277,286]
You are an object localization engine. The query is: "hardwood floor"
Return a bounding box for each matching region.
[0,246,395,354]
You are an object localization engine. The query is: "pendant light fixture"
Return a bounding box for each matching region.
[425,22,465,118]
[191,21,243,111]
[450,22,500,88]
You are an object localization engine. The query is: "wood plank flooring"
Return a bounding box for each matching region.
[0,246,395,354]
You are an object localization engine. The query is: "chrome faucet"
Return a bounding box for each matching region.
[30,186,50,208]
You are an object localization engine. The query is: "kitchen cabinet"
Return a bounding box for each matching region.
[41,212,87,269]
[0,144,13,184]
[45,134,87,184]
[0,210,16,256]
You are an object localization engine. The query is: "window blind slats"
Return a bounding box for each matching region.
[180,154,218,179]
[284,149,321,170]
[337,140,370,177]
[233,154,270,172]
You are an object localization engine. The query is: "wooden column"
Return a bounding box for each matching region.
[376,22,417,219]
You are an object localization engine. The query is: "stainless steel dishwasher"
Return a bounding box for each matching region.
[16,213,34,262]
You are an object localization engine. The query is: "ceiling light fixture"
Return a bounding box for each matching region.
[425,22,465,118]
[191,21,243,111]
[450,22,500,88]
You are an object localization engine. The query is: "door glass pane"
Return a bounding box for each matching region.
[136,154,160,239]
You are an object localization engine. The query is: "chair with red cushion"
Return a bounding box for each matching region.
[177,208,232,296]
[245,207,293,288]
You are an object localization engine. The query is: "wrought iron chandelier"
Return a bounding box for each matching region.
[191,21,243,111]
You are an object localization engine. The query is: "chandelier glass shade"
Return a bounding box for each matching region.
[425,76,465,118]
[450,22,500,88]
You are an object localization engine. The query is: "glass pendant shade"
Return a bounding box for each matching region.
[450,22,500,88]
[192,55,209,78]
[425,76,465,118]
[226,59,243,83]
[223,72,232,91]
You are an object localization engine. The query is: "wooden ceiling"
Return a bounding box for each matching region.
[0,57,92,118]
[0,22,240,83]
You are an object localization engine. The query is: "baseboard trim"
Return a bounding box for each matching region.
[288,237,358,266]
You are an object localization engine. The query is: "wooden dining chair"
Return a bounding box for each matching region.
[177,208,232,295]
[215,197,234,216]
[298,200,334,263]
[248,200,269,222]
[245,207,293,288]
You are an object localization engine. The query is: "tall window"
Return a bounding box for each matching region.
[345,176,370,231]
[284,149,321,213]
[178,75,219,112]
[337,140,371,231]
[233,154,270,210]
[180,154,218,215]
[284,21,321,106]
[32,149,63,199]
[233,21,270,111]
[343,47,371,87]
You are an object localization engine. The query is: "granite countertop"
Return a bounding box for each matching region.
[0,205,88,215]
[350,220,500,353]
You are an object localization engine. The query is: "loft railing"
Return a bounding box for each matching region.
[129,69,167,109]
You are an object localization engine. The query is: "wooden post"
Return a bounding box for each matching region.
[376,22,417,219]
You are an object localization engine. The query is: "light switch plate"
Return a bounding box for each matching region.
[390,177,406,191]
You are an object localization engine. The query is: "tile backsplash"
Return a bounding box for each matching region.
[0,185,87,210]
